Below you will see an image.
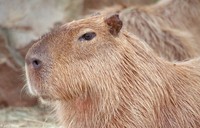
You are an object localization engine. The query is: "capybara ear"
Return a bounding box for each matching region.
[104,14,123,36]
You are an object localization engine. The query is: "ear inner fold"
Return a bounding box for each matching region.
[104,14,123,36]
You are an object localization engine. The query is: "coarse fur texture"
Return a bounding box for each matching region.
[120,0,200,61]
[98,0,200,61]
[25,15,200,128]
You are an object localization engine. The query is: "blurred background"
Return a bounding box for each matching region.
[0,0,156,127]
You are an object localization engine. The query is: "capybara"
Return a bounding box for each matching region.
[120,0,200,61]
[25,14,200,128]
[96,0,200,61]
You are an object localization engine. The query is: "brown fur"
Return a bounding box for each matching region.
[122,0,200,61]
[25,14,200,128]
[98,0,200,61]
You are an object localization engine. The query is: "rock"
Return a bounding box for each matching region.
[0,29,36,107]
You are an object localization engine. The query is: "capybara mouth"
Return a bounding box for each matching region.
[25,64,41,96]
[25,65,37,96]
[39,95,54,102]
[25,64,53,101]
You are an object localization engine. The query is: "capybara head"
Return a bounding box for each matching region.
[25,14,126,102]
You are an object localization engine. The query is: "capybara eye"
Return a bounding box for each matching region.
[79,32,96,41]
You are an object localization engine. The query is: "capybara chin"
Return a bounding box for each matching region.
[25,14,200,128]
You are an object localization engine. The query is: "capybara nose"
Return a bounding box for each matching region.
[25,55,43,69]
[25,43,48,70]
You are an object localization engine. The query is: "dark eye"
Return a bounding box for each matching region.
[79,32,96,41]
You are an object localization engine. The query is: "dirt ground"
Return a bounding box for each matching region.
[0,105,58,128]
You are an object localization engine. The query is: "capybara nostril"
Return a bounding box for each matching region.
[25,53,43,69]
[25,42,48,70]
[31,59,42,69]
